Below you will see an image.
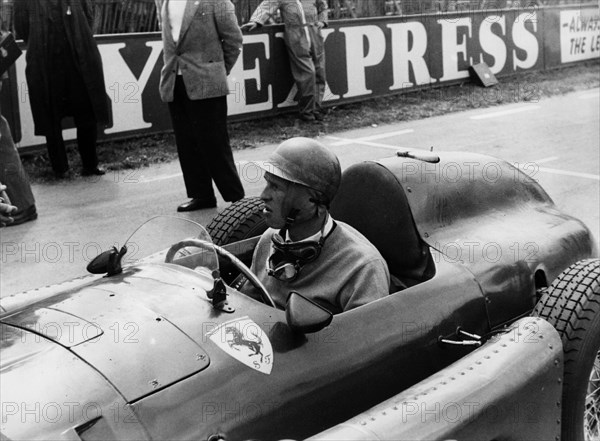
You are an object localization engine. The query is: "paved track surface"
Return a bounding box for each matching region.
[1,88,598,296]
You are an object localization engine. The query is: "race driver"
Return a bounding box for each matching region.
[244,137,390,313]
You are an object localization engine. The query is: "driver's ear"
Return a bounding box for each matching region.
[315,201,328,217]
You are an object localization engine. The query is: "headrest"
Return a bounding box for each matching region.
[330,161,426,274]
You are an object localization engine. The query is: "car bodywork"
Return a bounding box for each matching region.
[0,151,596,440]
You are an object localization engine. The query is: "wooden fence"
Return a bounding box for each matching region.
[0,0,584,35]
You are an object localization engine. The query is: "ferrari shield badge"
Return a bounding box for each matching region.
[207,317,273,374]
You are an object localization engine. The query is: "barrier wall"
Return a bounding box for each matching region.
[1,4,598,150]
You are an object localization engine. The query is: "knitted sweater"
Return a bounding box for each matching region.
[247,221,390,314]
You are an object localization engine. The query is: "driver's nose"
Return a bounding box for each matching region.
[259,186,271,203]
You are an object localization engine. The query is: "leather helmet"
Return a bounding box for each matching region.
[258,137,341,206]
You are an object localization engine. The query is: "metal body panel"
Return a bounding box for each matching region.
[309,317,563,441]
[0,324,149,441]
[0,274,102,316]
[375,152,596,326]
[1,151,596,440]
[2,307,102,347]
[131,257,487,440]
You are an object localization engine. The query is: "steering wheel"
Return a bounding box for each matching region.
[165,239,276,308]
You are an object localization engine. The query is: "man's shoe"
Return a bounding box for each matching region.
[177,198,217,212]
[82,167,106,176]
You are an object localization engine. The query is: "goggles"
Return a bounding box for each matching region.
[267,235,324,282]
[267,213,333,282]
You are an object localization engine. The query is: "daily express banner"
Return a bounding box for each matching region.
[2,5,598,149]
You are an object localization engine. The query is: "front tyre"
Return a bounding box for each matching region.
[533,259,600,441]
[206,197,267,246]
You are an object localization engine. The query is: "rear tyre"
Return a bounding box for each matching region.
[206,197,267,246]
[533,259,600,441]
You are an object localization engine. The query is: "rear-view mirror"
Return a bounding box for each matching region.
[285,291,333,334]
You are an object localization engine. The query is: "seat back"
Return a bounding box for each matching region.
[330,161,433,288]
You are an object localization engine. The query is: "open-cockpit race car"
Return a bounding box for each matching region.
[1,151,598,441]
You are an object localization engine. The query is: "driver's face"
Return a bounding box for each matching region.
[260,173,292,229]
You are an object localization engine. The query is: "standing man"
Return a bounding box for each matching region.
[0,22,37,226]
[14,0,109,178]
[155,0,245,212]
[242,0,329,122]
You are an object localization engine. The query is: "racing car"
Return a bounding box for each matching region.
[1,150,598,440]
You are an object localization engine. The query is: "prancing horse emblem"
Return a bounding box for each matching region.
[225,326,263,362]
[207,317,274,374]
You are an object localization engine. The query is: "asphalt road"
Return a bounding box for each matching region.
[1,88,598,297]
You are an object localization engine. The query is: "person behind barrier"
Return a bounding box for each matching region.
[242,0,329,122]
[244,137,390,313]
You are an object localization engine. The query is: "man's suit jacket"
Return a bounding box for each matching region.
[155,0,243,102]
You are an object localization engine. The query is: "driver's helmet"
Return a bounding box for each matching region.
[258,137,341,207]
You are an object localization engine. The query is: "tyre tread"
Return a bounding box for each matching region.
[206,197,266,246]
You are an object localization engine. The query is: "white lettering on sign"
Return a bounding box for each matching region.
[321,27,340,103]
[388,22,435,89]
[560,10,600,63]
[438,17,473,81]
[340,25,386,98]
[274,31,298,109]
[14,56,47,147]
[479,16,507,73]
[99,41,163,134]
[512,12,539,70]
[229,33,272,115]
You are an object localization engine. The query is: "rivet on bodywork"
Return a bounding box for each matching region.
[197,353,206,361]
[557,378,562,383]
[424,232,429,238]
[554,359,560,366]
[150,379,159,388]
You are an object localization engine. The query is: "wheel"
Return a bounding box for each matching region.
[533,258,600,441]
[165,238,275,308]
[206,197,267,246]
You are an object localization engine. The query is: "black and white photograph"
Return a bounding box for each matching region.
[0,0,598,439]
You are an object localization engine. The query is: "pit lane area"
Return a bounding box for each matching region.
[1,88,598,297]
